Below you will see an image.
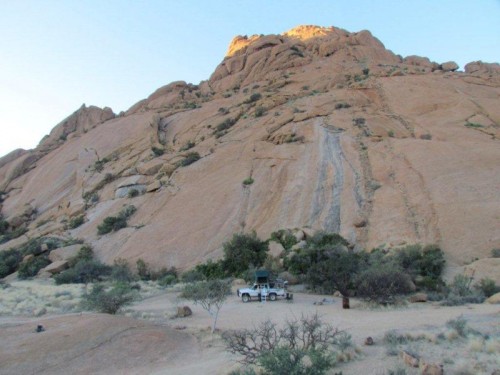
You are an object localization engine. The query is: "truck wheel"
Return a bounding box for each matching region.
[269,293,277,301]
[242,294,250,303]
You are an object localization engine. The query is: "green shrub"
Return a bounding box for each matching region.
[258,346,335,375]
[180,140,195,151]
[54,259,111,284]
[242,177,254,185]
[111,259,136,282]
[68,215,85,229]
[81,282,136,314]
[270,229,298,251]
[245,93,261,103]
[97,205,136,235]
[491,248,500,258]
[178,152,201,167]
[17,256,50,279]
[68,245,94,267]
[222,232,269,277]
[0,217,9,235]
[356,264,414,304]
[151,146,164,156]
[158,274,177,287]
[0,249,22,278]
[194,259,225,280]
[446,316,468,337]
[254,106,265,117]
[476,278,499,298]
[136,258,151,280]
[127,189,139,198]
[181,269,206,283]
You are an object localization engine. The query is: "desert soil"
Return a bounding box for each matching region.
[0,284,499,374]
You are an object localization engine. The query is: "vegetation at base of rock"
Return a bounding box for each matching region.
[68,215,85,229]
[214,118,237,138]
[0,237,72,277]
[97,205,137,235]
[151,146,164,156]
[242,177,254,185]
[254,106,265,117]
[135,258,178,284]
[222,232,269,277]
[223,314,349,374]
[0,249,23,278]
[245,93,262,104]
[179,140,195,151]
[180,279,231,333]
[177,152,201,167]
[81,282,137,314]
[17,256,51,279]
[54,259,111,284]
[270,229,298,250]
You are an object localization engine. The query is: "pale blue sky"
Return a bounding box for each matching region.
[1,0,499,157]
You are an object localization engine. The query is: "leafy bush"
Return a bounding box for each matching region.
[68,215,85,229]
[223,313,346,372]
[81,282,136,314]
[446,316,468,337]
[254,106,265,117]
[491,248,500,258]
[0,249,22,278]
[97,205,136,235]
[242,177,254,185]
[194,259,225,280]
[177,152,201,167]
[111,259,136,282]
[245,93,262,103]
[180,140,195,151]
[17,256,50,279]
[181,269,206,283]
[151,146,164,156]
[127,189,139,198]
[475,278,499,298]
[440,274,486,305]
[270,229,298,251]
[356,264,414,304]
[181,279,231,332]
[54,259,111,284]
[68,245,94,267]
[258,346,335,375]
[222,232,269,277]
[158,274,177,287]
[136,258,151,281]
[0,216,9,235]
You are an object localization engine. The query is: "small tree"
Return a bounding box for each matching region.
[222,232,268,277]
[81,282,137,314]
[180,279,231,333]
[223,313,347,374]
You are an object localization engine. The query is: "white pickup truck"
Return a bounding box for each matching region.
[237,280,290,302]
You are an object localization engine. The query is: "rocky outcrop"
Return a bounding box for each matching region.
[464,61,500,76]
[0,25,498,274]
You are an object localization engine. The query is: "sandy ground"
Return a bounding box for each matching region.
[1,284,498,375]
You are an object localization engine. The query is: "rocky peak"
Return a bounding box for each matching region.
[282,25,338,40]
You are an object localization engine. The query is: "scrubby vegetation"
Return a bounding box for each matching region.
[177,152,201,167]
[68,215,85,229]
[81,282,137,314]
[181,279,231,333]
[97,205,137,235]
[0,237,70,278]
[224,314,353,374]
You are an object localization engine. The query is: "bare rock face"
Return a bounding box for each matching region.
[42,260,69,274]
[38,104,115,152]
[0,25,499,276]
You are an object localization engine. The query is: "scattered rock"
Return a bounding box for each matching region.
[364,337,374,346]
[22,254,34,263]
[420,362,443,375]
[291,240,307,251]
[35,325,45,333]
[409,293,428,303]
[485,292,500,304]
[400,350,420,367]
[43,260,69,274]
[176,306,192,318]
[48,244,81,262]
[268,241,285,257]
[293,230,305,242]
[40,243,49,253]
[440,61,459,72]
[146,180,162,193]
